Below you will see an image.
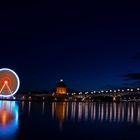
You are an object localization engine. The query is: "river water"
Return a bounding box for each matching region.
[0,101,140,140]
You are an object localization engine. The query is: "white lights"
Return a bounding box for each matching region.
[72,93,76,96]
[13,96,16,100]
[28,96,31,99]
[113,97,116,101]
[130,89,133,92]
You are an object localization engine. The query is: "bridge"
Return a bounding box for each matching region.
[72,88,140,102]
[5,88,140,102]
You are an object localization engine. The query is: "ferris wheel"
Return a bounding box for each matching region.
[0,68,20,97]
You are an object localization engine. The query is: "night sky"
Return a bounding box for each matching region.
[0,1,140,91]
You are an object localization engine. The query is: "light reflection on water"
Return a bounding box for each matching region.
[1,101,140,140]
[51,102,140,128]
[0,101,18,139]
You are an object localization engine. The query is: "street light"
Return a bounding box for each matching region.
[131,89,133,92]
[127,89,130,91]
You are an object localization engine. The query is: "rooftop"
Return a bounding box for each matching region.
[57,79,67,88]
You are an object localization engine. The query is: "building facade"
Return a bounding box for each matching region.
[56,79,67,95]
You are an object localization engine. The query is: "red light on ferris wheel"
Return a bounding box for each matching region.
[4,81,8,84]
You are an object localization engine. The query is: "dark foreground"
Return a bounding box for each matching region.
[0,101,140,140]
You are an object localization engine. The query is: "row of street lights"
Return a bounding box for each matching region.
[70,88,140,95]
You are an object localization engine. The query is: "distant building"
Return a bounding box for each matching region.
[56,79,67,95]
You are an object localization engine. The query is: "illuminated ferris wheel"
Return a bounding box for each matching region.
[0,68,20,97]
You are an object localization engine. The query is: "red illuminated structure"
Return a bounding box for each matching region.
[0,68,20,97]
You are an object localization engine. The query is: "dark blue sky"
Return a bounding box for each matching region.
[0,1,140,91]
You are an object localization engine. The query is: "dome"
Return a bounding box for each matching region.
[57,79,67,88]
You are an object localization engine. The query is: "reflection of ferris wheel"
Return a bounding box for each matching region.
[0,68,20,97]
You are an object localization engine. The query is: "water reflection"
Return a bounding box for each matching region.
[0,101,18,139]
[52,102,140,128]
[52,102,66,129]
[28,101,31,116]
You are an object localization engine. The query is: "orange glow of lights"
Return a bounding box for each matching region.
[0,110,14,127]
[56,87,67,95]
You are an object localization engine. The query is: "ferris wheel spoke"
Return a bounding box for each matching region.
[0,83,6,94]
[5,84,13,94]
[0,83,12,94]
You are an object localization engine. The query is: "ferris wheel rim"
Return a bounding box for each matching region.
[0,68,20,97]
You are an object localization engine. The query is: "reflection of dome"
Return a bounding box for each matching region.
[56,79,67,95]
[55,102,66,122]
[52,102,66,129]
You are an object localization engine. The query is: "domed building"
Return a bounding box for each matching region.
[55,79,67,95]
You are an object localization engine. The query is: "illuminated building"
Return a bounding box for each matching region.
[55,79,67,95]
